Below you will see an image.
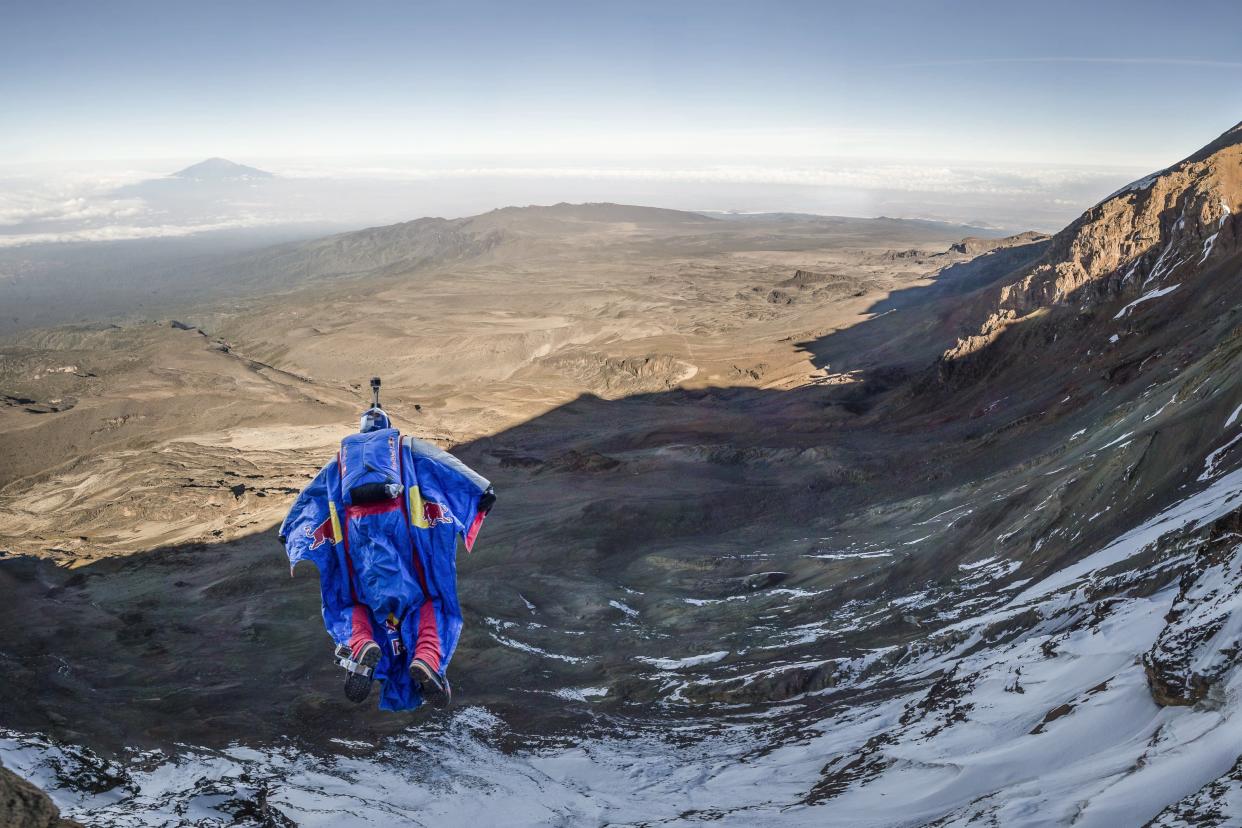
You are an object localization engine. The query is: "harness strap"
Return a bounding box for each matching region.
[334,644,375,678]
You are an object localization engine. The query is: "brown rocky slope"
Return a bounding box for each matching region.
[943,120,1240,379]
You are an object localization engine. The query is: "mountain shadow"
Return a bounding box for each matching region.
[6,230,1237,760]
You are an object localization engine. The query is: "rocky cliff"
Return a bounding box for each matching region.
[943,121,1240,376]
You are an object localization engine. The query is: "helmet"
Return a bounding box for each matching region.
[359,407,391,433]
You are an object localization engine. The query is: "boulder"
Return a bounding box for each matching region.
[0,764,84,828]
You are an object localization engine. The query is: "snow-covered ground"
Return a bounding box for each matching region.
[7,463,1242,826]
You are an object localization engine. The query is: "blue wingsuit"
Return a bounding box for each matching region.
[281,429,492,710]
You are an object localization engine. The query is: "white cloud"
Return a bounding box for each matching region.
[0,193,148,227]
[0,154,1148,243]
[0,216,281,248]
[0,165,284,245]
[0,170,157,228]
[278,160,1139,197]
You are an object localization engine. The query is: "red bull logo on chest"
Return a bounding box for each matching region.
[423,500,454,527]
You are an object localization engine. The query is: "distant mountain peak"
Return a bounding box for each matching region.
[172,158,272,180]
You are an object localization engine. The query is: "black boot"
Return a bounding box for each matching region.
[340,641,381,704]
[410,657,451,709]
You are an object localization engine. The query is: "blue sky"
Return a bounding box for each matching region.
[4,0,1239,165]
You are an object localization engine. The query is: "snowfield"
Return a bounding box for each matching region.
[8,464,1242,826]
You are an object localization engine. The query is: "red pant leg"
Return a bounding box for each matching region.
[349,604,376,657]
[412,600,442,673]
[341,522,377,657]
[405,522,443,674]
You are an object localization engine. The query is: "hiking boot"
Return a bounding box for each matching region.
[409,657,451,709]
[340,640,381,704]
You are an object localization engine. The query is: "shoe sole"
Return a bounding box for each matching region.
[410,660,451,709]
[344,645,382,704]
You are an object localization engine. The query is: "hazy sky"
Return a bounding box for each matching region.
[4,0,1240,166]
[1,1,1240,237]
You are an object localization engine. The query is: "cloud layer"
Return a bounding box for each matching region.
[0,156,1150,247]
[282,160,1139,197]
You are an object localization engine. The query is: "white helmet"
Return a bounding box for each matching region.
[359,407,391,433]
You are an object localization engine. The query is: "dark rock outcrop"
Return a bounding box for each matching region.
[0,764,83,828]
[947,231,1049,256]
[1144,508,1242,706]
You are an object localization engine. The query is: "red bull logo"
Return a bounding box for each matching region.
[423,500,454,527]
[305,515,338,550]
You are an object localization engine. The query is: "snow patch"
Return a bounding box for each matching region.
[804,549,893,560]
[487,632,588,664]
[1228,403,1242,429]
[1018,466,1242,602]
[1200,433,1242,482]
[1200,232,1219,264]
[1107,172,1159,199]
[609,599,639,618]
[1115,284,1180,319]
[637,651,730,670]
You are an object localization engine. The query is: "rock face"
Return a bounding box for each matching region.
[947,230,1050,256]
[945,136,1242,713]
[1145,507,1242,707]
[0,764,82,828]
[943,121,1240,375]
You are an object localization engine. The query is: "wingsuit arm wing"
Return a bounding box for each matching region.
[280,459,353,645]
[405,436,494,551]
